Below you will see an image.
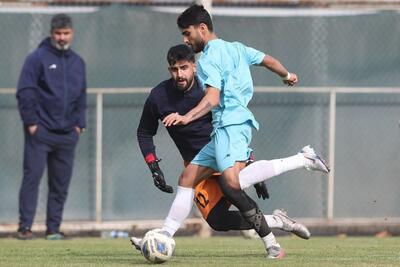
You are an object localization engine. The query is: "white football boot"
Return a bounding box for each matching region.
[267,244,285,259]
[300,145,330,173]
[273,209,311,240]
[130,236,142,251]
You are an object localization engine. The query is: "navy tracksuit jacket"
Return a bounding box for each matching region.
[16,37,86,232]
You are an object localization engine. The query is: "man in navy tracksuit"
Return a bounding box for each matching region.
[16,14,86,240]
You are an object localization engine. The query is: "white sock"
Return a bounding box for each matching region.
[265,215,283,229]
[261,232,279,249]
[162,186,195,237]
[271,154,305,176]
[239,160,276,189]
[239,154,305,189]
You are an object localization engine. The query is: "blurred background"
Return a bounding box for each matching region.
[0,0,399,236]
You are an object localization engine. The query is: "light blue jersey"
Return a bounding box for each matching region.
[192,39,264,172]
[197,39,265,132]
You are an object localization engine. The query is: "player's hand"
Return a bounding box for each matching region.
[147,161,174,193]
[283,72,298,86]
[254,182,269,200]
[162,112,190,127]
[245,152,269,199]
[28,124,38,135]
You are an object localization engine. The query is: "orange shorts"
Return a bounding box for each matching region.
[182,161,229,220]
[194,174,230,219]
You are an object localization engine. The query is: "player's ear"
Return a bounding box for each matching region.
[198,23,208,34]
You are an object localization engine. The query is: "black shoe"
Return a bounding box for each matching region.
[46,231,68,240]
[17,227,35,240]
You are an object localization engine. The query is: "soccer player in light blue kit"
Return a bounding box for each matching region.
[160,4,329,259]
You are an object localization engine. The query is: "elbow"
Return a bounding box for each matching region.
[137,127,146,140]
[209,92,220,108]
[137,128,154,143]
[262,55,277,68]
[205,87,221,108]
[209,98,220,108]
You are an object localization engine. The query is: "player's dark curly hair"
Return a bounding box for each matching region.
[177,4,213,32]
[51,14,73,31]
[167,44,195,66]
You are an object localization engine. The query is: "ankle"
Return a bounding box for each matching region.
[262,232,278,249]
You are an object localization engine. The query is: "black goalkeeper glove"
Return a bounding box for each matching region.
[254,182,269,200]
[147,160,174,194]
[246,152,269,200]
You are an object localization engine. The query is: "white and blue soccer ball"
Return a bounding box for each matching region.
[141,229,176,264]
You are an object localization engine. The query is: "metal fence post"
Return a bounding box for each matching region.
[327,89,336,220]
[96,92,103,223]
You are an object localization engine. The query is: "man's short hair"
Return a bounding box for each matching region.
[167,44,195,66]
[177,4,213,32]
[51,14,73,31]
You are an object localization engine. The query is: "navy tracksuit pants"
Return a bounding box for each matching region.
[18,125,79,233]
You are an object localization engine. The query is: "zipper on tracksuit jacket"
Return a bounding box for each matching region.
[61,54,69,129]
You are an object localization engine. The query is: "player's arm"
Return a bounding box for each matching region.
[75,61,87,133]
[16,53,40,133]
[260,55,298,86]
[137,97,173,193]
[162,86,219,126]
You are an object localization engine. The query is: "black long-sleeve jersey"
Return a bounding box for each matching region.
[137,77,213,162]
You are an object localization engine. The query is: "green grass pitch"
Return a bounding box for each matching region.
[0,236,399,266]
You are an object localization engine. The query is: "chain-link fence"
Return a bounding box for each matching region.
[1,6,400,225]
[1,87,400,224]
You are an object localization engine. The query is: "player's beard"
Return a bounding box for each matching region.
[190,36,206,53]
[51,39,70,51]
[174,76,194,92]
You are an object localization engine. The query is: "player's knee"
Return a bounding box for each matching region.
[178,172,195,188]
[218,178,242,201]
[227,180,241,190]
[221,174,241,190]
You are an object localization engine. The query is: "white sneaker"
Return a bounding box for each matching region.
[273,209,311,239]
[130,236,142,251]
[300,145,330,173]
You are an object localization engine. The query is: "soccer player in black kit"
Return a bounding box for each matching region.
[131,45,314,251]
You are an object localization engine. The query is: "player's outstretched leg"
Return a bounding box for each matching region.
[242,210,311,240]
[239,145,330,191]
[272,209,311,239]
[241,207,285,259]
[300,145,330,173]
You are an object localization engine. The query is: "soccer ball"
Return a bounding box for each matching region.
[141,229,175,263]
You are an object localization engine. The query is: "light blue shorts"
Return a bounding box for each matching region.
[191,122,253,172]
